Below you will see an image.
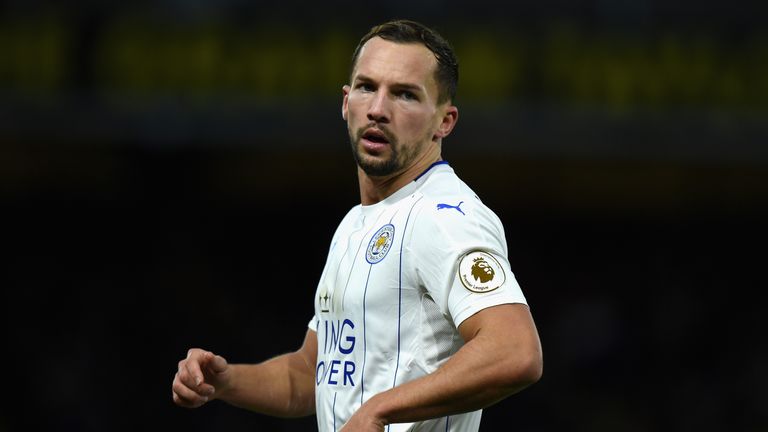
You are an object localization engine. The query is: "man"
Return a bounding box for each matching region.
[172,19,543,431]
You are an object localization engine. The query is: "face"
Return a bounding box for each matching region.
[342,37,457,177]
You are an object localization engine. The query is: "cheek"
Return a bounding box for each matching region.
[401,111,433,135]
[347,99,369,122]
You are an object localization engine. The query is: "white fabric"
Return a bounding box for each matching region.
[308,162,527,431]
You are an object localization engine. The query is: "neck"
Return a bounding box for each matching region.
[358,155,442,206]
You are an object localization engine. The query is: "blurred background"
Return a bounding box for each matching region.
[2,0,766,431]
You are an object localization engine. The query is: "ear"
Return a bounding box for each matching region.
[341,84,351,121]
[434,105,459,139]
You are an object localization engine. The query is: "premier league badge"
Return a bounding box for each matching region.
[366,224,395,264]
[458,250,506,293]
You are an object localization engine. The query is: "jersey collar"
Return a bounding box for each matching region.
[359,161,451,214]
[414,160,449,182]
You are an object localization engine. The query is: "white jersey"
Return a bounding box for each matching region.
[308,161,527,432]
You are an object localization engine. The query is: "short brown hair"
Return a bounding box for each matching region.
[350,19,459,104]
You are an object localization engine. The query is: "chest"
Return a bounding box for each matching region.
[315,199,422,321]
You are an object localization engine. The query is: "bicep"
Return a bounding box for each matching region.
[458,303,540,349]
[457,303,543,388]
[296,329,318,374]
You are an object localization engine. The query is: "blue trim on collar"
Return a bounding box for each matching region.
[414,160,449,182]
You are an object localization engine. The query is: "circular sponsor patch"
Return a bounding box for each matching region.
[458,251,506,293]
[366,224,395,264]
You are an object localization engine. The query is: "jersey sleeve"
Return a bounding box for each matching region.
[408,195,527,328]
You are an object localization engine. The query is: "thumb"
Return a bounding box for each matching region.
[207,353,228,374]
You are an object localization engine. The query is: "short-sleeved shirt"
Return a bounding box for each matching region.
[308,161,527,431]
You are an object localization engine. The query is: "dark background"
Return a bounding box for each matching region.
[2,1,767,431]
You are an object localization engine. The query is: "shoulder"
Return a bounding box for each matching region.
[339,204,362,225]
[329,205,362,238]
[410,171,506,246]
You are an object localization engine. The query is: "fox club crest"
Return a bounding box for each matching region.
[366,224,395,264]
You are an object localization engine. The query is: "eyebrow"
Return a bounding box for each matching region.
[355,74,425,94]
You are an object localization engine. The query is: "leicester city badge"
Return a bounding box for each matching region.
[458,250,506,293]
[366,224,395,264]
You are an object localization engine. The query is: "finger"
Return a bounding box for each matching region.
[197,383,216,397]
[172,373,209,408]
[182,353,207,387]
[178,360,205,391]
[174,367,214,398]
[173,389,207,408]
[173,390,196,408]
[186,348,198,359]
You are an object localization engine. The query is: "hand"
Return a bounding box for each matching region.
[172,348,230,408]
[339,406,386,431]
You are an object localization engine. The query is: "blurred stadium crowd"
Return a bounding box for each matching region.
[1,1,766,431]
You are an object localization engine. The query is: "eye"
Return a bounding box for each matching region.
[356,83,374,92]
[398,91,418,101]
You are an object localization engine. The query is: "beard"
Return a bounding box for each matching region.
[349,124,399,177]
[349,124,425,177]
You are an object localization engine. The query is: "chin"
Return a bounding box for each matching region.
[360,160,399,177]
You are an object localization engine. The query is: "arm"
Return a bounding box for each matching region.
[341,303,542,431]
[172,329,318,418]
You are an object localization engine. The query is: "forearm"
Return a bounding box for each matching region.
[354,304,543,427]
[218,352,316,418]
[364,332,540,424]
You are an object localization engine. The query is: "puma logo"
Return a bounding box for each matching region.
[436,201,465,215]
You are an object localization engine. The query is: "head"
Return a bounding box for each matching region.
[342,20,459,178]
[350,20,458,105]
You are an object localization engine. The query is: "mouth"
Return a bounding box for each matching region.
[361,128,391,145]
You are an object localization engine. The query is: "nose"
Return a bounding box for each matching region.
[367,91,390,123]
